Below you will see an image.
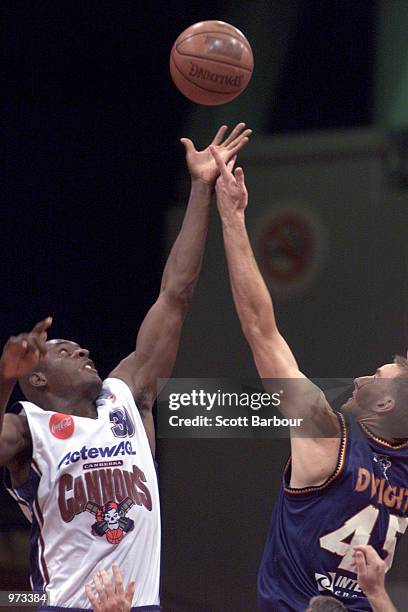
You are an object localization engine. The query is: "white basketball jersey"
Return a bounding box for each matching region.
[5,378,161,609]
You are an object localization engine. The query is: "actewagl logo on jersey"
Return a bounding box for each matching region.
[57,441,136,470]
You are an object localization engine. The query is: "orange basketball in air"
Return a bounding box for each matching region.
[170,20,254,105]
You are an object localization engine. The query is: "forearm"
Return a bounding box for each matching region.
[220,209,302,381]
[221,211,277,335]
[367,591,397,612]
[160,179,212,303]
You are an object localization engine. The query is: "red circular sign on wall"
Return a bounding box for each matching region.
[259,212,315,283]
[255,206,326,298]
[49,413,75,439]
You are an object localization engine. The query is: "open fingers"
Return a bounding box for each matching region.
[125,580,136,603]
[222,122,246,146]
[211,125,228,146]
[209,145,231,179]
[227,128,252,150]
[93,572,108,604]
[112,563,125,596]
[85,583,100,611]
[227,136,249,159]
[100,568,114,599]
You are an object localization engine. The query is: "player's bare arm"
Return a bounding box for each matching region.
[0,318,52,471]
[211,145,340,487]
[109,124,251,453]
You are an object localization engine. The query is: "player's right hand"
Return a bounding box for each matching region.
[180,122,251,186]
[352,544,386,596]
[210,145,248,220]
[0,317,52,380]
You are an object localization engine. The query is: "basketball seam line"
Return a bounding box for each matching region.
[173,50,253,72]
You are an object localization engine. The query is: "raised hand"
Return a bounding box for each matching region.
[352,545,397,612]
[85,565,135,612]
[352,545,386,596]
[0,317,52,380]
[210,144,248,219]
[180,122,252,186]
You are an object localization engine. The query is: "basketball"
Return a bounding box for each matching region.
[106,529,124,545]
[170,20,254,106]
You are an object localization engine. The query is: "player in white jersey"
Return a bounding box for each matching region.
[0,123,251,611]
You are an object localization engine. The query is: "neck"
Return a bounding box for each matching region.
[357,414,405,444]
[37,391,98,419]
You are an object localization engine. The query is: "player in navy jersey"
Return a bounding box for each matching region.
[210,145,408,611]
[0,123,251,611]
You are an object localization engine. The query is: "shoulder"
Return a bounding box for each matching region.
[2,413,32,476]
[3,411,30,436]
[5,402,32,437]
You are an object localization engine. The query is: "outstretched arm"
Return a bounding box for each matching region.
[210,146,298,379]
[211,146,340,487]
[110,124,251,453]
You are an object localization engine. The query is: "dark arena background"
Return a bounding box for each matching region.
[2,1,408,610]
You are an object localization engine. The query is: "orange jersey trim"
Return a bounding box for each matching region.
[284,412,348,495]
[359,423,408,450]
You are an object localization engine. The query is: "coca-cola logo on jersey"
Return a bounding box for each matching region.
[49,413,75,440]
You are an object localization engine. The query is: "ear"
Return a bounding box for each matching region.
[29,371,48,389]
[374,395,395,414]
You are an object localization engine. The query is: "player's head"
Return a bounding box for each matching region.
[306,595,347,611]
[19,338,102,407]
[342,355,408,436]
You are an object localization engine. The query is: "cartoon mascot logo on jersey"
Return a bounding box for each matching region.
[85,497,135,544]
[373,454,391,481]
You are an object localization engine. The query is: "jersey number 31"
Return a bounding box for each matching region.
[109,407,135,438]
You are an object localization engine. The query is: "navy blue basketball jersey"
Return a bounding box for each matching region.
[258,412,408,611]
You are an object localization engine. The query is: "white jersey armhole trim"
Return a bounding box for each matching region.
[104,377,138,408]
[103,377,149,443]
[18,401,38,465]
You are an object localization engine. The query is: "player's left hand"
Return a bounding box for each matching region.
[180,122,251,186]
[352,544,386,597]
[85,564,135,612]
